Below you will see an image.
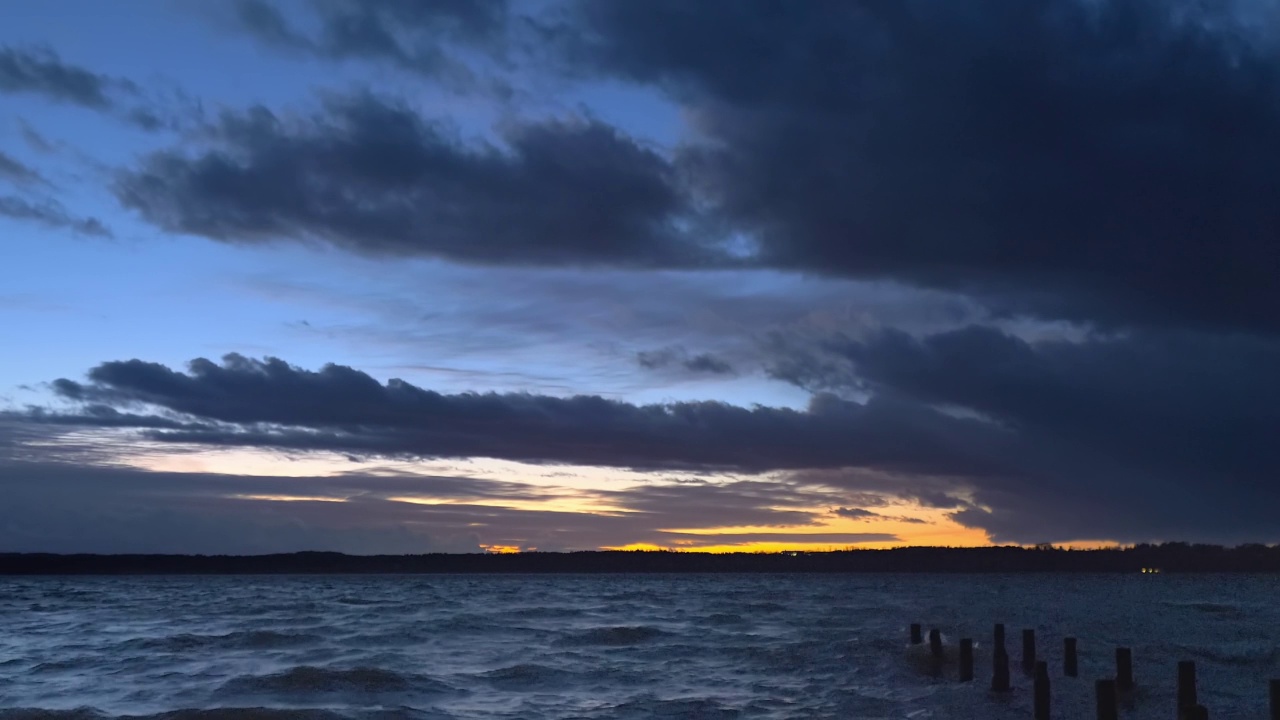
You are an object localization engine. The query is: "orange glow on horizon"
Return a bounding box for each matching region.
[230,494,348,503]
[84,443,1130,551]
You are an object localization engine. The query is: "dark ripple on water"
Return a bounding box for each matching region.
[114,631,321,653]
[3,574,1280,719]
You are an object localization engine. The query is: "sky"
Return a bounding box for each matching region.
[2,0,1278,555]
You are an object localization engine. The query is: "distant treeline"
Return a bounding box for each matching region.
[3,543,1280,574]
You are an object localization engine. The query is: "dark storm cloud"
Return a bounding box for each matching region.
[115,93,719,267]
[0,195,112,237]
[200,1,1280,332]
[637,347,735,375]
[773,326,1280,544]
[832,507,880,520]
[0,151,46,186]
[0,46,117,108]
[233,0,510,84]
[41,353,1008,477]
[555,0,1280,333]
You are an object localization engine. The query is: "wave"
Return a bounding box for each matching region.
[479,663,577,688]
[115,631,319,653]
[558,626,667,646]
[0,710,107,720]
[220,666,453,696]
[40,589,96,600]
[29,658,99,673]
[434,613,500,633]
[1179,641,1278,666]
[160,710,374,720]
[509,606,583,619]
[1160,600,1243,615]
[606,697,741,719]
[0,710,347,720]
[743,601,787,613]
[706,613,746,626]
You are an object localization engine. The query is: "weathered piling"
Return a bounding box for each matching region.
[993,645,1012,692]
[992,624,1011,692]
[1270,679,1280,720]
[959,638,974,682]
[911,623,923,644]
[1096,679,1118,720]
[1177,661,1198,715]
[1064,637,1078,677]
[1115,647,1133,691]
[1034,661,1050,720]
[1022,628,1037,673]
[929,628,943,659]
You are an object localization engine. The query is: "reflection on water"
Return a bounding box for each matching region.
[1,574,1278,719]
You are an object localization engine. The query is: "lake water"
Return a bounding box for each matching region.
[1,574,1277,719]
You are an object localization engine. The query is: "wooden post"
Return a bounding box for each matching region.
[929,628,943,659]
[1023,628,1037,673]
[1178,661,1198,714]
[993,645,1011,692]
[1034,661,1050,720]
[992,624,1010,692]
[959,638,974,682]
[1270,679,1280,720]
[910,623,923,644]
[1064,637,1078,677]
[1096,679,1118,720]
[1115,647,1133,691]
[1190,704,1208,720]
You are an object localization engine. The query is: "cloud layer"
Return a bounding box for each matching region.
[773,325,1280,543]
[566,0,1280,333]
[116,94,719,267]
[0,420,890,553]
[148,0,1280,334]
[0,46,119,108]
[29,323,1280,545]
[5,0,1278,550]
[44,354,1003,477]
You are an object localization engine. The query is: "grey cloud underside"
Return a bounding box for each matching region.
[115,95,719,267]
[205,0,1280,333]
[42,354,1008,477]
[0,195,112,237]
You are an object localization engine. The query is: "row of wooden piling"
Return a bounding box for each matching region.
[909,622,1280,719]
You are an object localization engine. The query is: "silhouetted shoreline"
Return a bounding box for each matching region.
[3,543,1279,574]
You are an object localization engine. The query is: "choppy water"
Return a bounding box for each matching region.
[1,574,1278,719]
